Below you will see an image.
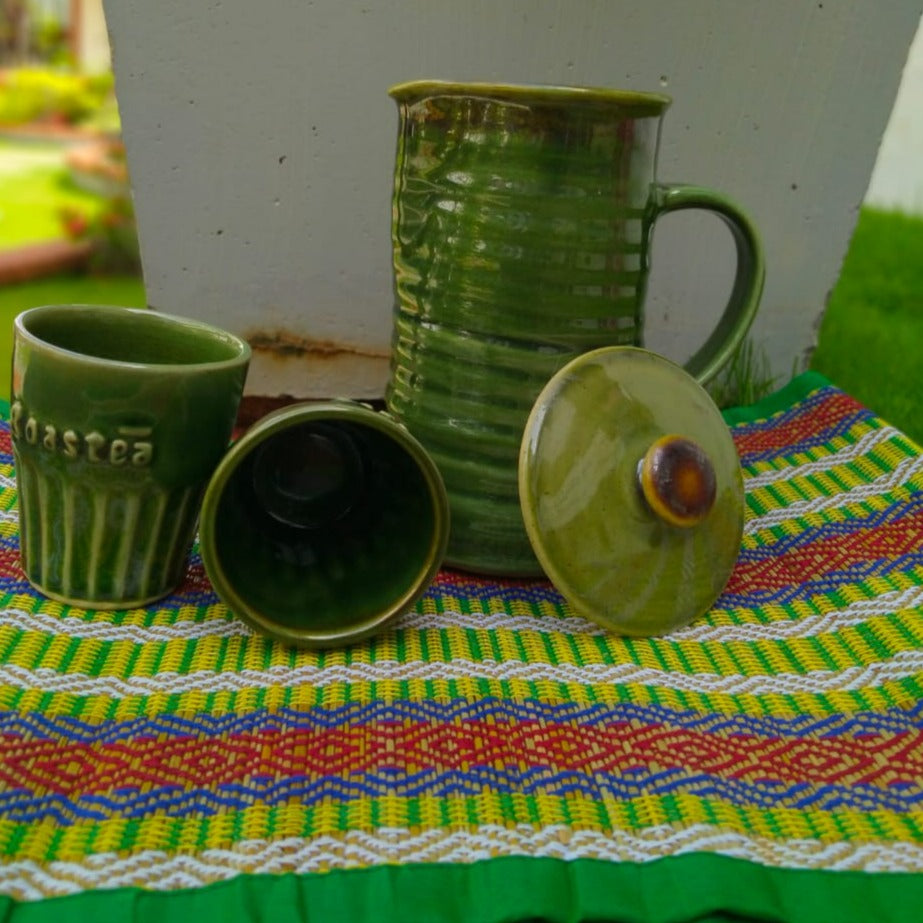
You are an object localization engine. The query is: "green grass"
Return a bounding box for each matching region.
[0,138,145,401]
[707,337,780,411]
[810,207,923,446]
[0,274,147,401]
[0,140,105,248]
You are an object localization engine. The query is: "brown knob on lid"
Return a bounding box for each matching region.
[639,435,717,528]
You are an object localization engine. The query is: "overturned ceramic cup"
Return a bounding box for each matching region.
[198,401,449,647]
[11,304,251,608]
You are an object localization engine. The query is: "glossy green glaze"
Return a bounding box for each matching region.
[386,80,764,575]
[11,304,250,608]
[389,80,672,113]
[198,401,449,648]
[519,347,744,636]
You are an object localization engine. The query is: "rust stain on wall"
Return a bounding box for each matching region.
[240,328,391,412]
[246,329,389,361]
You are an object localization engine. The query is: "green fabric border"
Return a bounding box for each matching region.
[721,370,833,426]
[1,852,921,922]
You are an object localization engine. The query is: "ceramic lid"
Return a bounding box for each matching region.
[519,347,744,636]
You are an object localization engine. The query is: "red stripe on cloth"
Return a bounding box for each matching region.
[175,561,215,597]
[1,722,920,795]
[731,391,866,458]
[0,546,22,579]
[434,568,553,592]
[725,509,923,594]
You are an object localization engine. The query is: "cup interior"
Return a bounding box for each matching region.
[250,422,368,530]
[201,408,446,646]
[19,305,247,366]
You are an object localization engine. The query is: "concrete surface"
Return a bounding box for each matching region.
[103,0,922,398]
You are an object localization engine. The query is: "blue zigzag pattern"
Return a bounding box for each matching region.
[737,492,923,562]
[737,409,880,467]
[716,552,923,608]
[2,697,922,745]
[727,386,838,437]
[1,766,921,824]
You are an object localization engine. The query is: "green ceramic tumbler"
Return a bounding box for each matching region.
[385,80,765,576]
[198,401,449,648]
[11,304,251,608]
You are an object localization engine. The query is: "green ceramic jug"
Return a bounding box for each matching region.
[385,80,764,576]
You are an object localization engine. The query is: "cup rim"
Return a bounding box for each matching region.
[388,79,671,113]
[199,400,450,648]
[14,304,252,373]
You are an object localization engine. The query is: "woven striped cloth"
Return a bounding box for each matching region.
[0,370,922,922]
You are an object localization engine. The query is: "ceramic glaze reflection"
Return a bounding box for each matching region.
[518,348,744,636]
[385,81,763,575]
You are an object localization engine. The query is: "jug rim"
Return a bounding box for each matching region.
[388,79,671,113]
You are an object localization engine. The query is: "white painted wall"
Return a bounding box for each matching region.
[865,17,923,213]
[103,0,921,399]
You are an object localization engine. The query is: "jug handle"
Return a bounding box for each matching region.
[648,183,766,387]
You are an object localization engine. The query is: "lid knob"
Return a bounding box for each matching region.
[638,435,717,528]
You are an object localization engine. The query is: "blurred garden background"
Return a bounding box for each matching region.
[0,1,920,443]
[0,0,144,399]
